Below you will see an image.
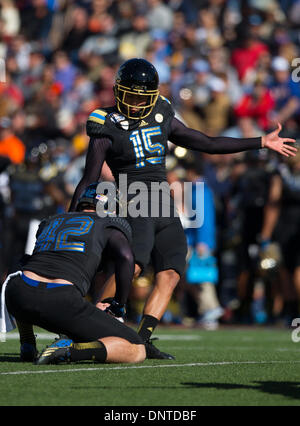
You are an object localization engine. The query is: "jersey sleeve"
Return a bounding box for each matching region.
[68,137,111,211]
[86,109,108,137]
[169,117,262,154]
[68,108,113,212]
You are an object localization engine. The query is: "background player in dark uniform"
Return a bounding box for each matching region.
[4,183,147,365]
[69,58,297,359]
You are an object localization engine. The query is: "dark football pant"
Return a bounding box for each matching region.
[128,214,188,276]
[5,275,143,344]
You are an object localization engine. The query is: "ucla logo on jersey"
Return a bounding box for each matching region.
[109,112,126,124]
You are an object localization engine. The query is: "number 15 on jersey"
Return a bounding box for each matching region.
[129,126,164,168]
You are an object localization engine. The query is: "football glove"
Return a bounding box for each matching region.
[105,299,126,321]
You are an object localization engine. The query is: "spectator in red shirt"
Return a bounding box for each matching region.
[0,116,25,164]
[231,34,269,83]
[234,80,275,131]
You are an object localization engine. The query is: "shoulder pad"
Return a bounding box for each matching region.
[159,95,171,105]
[156,95,175,120]
[86,109,108,137]
[106,217,132,243]
[88,109,108,125]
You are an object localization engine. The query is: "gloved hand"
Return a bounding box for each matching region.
[105,299,126,322]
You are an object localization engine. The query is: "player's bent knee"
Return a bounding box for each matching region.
[133,344,146,363]
[100,337,146,363]
[125,344,146,363]
[159,269,180,288]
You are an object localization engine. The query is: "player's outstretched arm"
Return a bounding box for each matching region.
[168,118,297,157]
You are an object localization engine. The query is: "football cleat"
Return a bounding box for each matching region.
[145,338,175,360]
[20,343,38,362]
[57,334,74,345]
[35,337,73,365]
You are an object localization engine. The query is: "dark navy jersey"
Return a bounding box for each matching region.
[23,212,132,296]
[69,96,261,211]
[86,96,174,186]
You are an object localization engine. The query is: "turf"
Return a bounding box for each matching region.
[1,326,300,406]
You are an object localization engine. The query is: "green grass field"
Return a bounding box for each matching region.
[1,326,300,407]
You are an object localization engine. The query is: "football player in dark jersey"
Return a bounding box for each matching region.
[4,183,152,365]
[69,58,297,359]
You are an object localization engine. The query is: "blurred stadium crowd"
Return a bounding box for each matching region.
[0,0,300,329]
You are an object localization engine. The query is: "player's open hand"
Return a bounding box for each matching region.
[261,123,297,157]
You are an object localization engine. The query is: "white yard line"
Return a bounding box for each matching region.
[150,346,300,352]
[3,331,292,342]
[2,360,300,376]
[2,332,203,341]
